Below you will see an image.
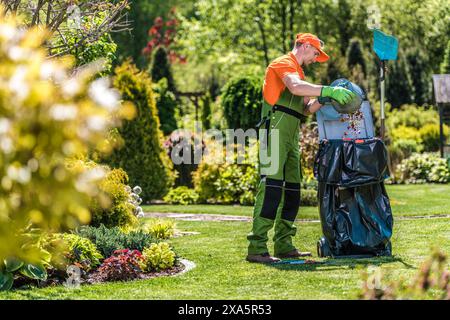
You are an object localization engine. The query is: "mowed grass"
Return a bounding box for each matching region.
[2,216,449,300]
[143,184,450,219]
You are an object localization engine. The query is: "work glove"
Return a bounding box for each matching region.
[320,86,356,105]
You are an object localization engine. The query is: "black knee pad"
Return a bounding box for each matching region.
[281,182,300,221]
[260,178,283,220]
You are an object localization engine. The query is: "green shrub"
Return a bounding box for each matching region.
[193,162,259,205]
[390,125,422,144]
[193,143,259,205]
[215,163,259,204]
[76,225,157,258]
[386,105,439,131]
[192,162,221,203]
[163,187,199,205]
[142,242,176,271]
[104,60,175,202]
[140,219,176,240]
[46,233,103,272]
[300,189,318,206]
[221,75,262,131]
[419,123,449,152]
[396,153,450,184]
[388,138,424,170]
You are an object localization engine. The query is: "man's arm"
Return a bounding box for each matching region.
[282,73,323,97]
[282,73,356,106]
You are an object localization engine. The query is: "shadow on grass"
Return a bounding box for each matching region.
[267,255,415,272]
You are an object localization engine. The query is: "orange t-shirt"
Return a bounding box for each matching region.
[262,52,305,105]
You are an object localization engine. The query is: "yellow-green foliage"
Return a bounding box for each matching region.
[192,143,259,205]
[94,168,137,228]
[0,11,134,261]
[386,104,439,131]
[390,125,423,144]
[66,158,137,228]
[142,242,176,271]
[46,233,103,272]
[141,219,175,240]
[163,186,199,205]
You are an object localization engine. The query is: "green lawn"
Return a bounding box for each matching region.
[1,184,449,300]
[1,217,449,300]
[143,184,450,219]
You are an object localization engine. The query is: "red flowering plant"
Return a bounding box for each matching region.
[142,7,186,64]
[96,249,145,281]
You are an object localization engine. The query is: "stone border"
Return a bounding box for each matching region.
[173,259,196,277]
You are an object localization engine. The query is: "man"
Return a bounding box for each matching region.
[246,33,355,263]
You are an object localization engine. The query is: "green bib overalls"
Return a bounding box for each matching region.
[247,89,305,256]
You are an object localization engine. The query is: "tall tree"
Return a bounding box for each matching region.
[386,56,413,108]
[407,49,430,105]
[151,47,177,93]
[201,93,212,130]
[336,0,352,55]
[347,39,366,77]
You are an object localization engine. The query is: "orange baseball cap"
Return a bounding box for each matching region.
[295,33,329,63]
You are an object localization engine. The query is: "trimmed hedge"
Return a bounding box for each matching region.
[221,75,262,131]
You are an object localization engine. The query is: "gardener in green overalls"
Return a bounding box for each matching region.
[246,33,356,263]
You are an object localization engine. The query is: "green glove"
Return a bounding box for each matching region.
[320,86,356,105]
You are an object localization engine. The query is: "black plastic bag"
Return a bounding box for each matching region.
[314,138,393,257]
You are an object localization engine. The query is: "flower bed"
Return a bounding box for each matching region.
[1,219,183,291]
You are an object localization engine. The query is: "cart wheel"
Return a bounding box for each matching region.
[317,240,323,257]
[317,237,332,257]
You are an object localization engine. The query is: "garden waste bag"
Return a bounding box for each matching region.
[314,138,393,257]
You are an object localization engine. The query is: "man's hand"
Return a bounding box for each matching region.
[320,86,355,105]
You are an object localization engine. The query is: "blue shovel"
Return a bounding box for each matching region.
[373,29,398,140]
